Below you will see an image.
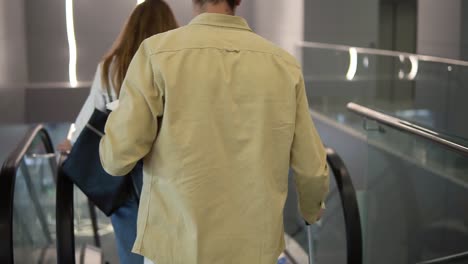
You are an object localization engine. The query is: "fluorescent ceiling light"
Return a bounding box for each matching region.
[66,0,78,87]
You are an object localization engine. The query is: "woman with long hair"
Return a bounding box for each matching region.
[59,1,178,263]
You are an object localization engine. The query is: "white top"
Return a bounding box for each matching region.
[71,64,117,142]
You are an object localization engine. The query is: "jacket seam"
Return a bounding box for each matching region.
[148,47,300,70]
[188,23,252,32]
[137,162,154,252]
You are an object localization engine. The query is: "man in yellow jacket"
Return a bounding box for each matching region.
[100,0,329,263]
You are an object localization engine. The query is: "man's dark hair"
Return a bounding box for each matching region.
[194,0,237,10]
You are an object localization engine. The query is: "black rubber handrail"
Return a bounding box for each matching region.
[304,148,362,264]
[0,125,55,264]
[88,200,102,248]
[326,147,363,264]
[56,153,102,264]
[56,154,76,264]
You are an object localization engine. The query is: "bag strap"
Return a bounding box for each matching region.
[131,177,141,204]
[105,85,114,103]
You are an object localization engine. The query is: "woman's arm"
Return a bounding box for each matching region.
[70,64,108,143]
[59,64,113,152]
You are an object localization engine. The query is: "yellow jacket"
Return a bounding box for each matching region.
[100,13,329,264]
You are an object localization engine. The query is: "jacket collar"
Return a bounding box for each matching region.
[189,13,252,32]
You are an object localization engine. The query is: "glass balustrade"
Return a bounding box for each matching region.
[362,119,468,264]
[300,41,468,140]
[10,130,58,263]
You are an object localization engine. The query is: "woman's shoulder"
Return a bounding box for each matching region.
[92,61,116,97]
[90,63,104,92]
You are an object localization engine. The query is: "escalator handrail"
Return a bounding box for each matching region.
[0,124,55,264]
[347,102,468,156]
[56,153,103,264]
[56,155,76,264]
[326,147,363,264]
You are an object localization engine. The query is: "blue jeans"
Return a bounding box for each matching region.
[110,162,144,264]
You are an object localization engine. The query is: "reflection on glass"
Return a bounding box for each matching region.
[363,121,468,264]
[408,55,419,80]
[299,41,468,264]
[13,142,57,263]
[346,48,358,81]
[363,56,370,68]
[300,41,468,140]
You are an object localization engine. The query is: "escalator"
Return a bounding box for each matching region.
[0,125,57,263]
[0,125,104,264]
[0,124,362,264]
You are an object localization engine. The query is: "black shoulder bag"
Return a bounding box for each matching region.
[61,87,140,216]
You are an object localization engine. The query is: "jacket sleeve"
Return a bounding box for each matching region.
[290,74,329,224]
[99,41,163,176]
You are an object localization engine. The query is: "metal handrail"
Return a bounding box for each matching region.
[347,102,468,156]
[0,124,55,264]
[298,41,468,67]
[416,251,468,264]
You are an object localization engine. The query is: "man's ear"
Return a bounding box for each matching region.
[235,0,241,7]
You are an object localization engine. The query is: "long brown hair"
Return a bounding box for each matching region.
[101,0,178,96]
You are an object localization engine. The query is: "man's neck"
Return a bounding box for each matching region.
[196,3,235,16]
